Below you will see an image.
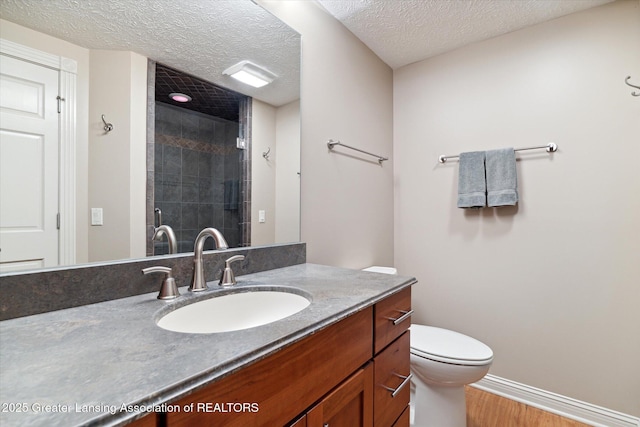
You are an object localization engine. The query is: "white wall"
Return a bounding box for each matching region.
[275,100,301,244]
[251,99,277,246]
[394,0,640,416]
[129,54,147,258]
[259,1,394,268]
[88,50,147,262]
[0,19,90,264]
[251,99,301,246]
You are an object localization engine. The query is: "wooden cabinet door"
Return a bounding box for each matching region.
[374,331,411,427]
[391,406,410,427]
[166,308,372,427]
[307,363,373,427]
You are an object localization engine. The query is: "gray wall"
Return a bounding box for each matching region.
[394,0,640,416]
[262,1,395,270]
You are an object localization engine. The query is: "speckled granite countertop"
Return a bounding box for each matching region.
[0,263,416,427]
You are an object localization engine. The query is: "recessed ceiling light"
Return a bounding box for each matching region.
[223,61,276,88]
[169,93,192,102]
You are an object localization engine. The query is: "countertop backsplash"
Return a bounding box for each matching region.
[0,243,306,321]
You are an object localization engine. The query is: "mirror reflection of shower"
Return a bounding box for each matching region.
[151,63,250,255]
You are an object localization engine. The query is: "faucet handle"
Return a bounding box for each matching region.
[142,266,180,300]
[219,255,245,287]
[225,255,245,266]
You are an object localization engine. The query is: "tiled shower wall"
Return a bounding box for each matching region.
[154,102,241,253]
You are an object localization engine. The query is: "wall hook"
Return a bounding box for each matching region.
[101,114,114,132]
[262,147,271,160]
[625,76,640,96]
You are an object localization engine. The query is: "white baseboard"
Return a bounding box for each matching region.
[471,374,639,427]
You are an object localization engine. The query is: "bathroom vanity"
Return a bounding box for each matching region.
[0,263,415,427]
[159,286,412,427]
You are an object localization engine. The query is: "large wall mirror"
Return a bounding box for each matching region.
[0,0,301,273]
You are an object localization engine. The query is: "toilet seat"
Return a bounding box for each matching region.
[410,325,493,366]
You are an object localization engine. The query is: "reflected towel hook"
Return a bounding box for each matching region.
[263,147,271,160]
[101,114,114,132]
[625,76,640,96]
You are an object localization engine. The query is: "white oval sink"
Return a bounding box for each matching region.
[157,290,311,334]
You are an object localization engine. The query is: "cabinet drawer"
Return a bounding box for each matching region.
[374,331,410,427]
[374,287,412,354]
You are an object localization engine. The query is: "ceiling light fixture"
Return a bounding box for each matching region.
[223,61,276,88]
[169,92,192,102]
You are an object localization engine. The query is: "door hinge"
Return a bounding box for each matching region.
[56,213,61,230]
[56,95,65,113]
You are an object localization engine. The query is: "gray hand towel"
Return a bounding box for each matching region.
[457,151,486,208]
[486,148,518,207]
[224,179,239,211]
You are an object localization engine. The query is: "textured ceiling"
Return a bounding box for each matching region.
[155,64,245,122]
[317,0,616,69]
[0,0,301,107]
[1,0,616,102]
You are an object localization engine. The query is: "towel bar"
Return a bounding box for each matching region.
[438,142,557,163]
[327,139,389,164]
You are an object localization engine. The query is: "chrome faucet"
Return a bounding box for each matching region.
[152,224,177,254]
[189,227,229,292]
[142,266,180,300]
[219,255,245,287]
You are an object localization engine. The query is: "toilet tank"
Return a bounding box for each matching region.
[362,266,397,275]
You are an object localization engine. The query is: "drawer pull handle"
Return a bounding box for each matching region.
[387,309,414,325]
[381,373,413,398]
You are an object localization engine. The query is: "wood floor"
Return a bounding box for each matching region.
[465,386,592,427]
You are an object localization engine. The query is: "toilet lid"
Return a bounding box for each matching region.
[410,325,493,366]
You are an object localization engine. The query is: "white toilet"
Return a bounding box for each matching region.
[410,325,493,427]
[362,267,493,427]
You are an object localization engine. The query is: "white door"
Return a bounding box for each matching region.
[0,54,60,272]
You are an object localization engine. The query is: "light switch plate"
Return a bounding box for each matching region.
[91,208,103,226]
